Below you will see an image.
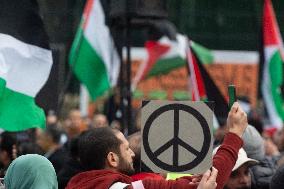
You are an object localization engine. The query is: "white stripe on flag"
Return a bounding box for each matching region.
[0,34,52,97]
[187,41,200,101]
[262,46,283,128]
[84,0,120,87]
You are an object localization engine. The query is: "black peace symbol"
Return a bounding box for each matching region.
[143,103,211,172]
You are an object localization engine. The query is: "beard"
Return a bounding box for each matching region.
[117,155,135,176]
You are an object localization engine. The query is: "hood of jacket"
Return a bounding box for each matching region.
[66,169,132,189]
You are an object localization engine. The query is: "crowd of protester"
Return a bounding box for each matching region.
[1,102,284,189]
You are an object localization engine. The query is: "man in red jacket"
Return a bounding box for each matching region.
[66,102,247,189]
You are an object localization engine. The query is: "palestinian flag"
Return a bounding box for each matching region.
[69,0,120,101]
[187,41,229,124]
[190,41,214,65]
[132,34,187,89]
[262,0,284,128]
[0,0,52,131]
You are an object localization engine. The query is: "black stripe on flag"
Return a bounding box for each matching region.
[191,47,229,124]
[0,0,50,49]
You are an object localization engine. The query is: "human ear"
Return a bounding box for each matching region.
[106,152,119,168]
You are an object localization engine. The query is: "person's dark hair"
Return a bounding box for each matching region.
[69,136,79,158]
[0,132,16,160]
[17,142,43,155]
[45,124,62,144]
[78,127,121,170]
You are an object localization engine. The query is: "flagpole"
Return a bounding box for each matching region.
[79,85,89,117]
[125,16,133,135]
[186,39,200,101]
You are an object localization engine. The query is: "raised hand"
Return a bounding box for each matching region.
[226,102,248,137]
[197,167,218,189]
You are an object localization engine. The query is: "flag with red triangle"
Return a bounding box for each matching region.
[261,0,284,128]
[132,34,187,89]
[187,40,229,124]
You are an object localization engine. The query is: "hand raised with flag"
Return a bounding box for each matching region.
[226,102,248,137]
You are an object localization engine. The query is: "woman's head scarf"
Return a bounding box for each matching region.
[4,154,58,189]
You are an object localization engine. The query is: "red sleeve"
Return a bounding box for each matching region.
[213,132,243,189]
[127,132,242,189]
[138,177,196,189]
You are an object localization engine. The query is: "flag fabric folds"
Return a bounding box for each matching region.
[69,0,120,101]
[132,34,215,89]
[132,34,187,89]
[262,0,284,128]
[187,41,229,124]
[0,0,52,131]
[132,31,227,124]
[187,44,206,101]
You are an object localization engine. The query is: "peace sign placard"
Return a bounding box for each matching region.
[141,100,213,174]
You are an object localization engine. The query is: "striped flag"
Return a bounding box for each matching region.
[0,0,52,131]
[69,0,120,101]
[132,34,187,89]
[262,0,284,128]
[132,34,215,90]
[187,43,206,101]
[187,40,229,124]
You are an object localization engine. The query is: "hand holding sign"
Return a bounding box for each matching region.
[197,167,218,189]
[227,102,248,137]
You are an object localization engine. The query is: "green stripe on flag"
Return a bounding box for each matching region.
[191,41,214,64]
[148,56,185,77]
[0,79,45,131]
[269,50,284,119]
[69,34,110,100]
[69,20,84,62]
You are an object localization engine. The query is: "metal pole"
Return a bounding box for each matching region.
[120,34,126,134]
[126,16,132,135]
